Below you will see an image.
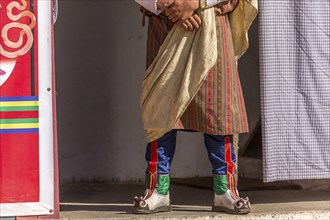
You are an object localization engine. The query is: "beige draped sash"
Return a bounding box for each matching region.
[229,0,258,58]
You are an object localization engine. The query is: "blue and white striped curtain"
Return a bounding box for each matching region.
[259,0,330,182]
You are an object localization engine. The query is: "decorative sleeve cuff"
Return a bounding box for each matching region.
[205,0,227,8]
[135,0,162,15]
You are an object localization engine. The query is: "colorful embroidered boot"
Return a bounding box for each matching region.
[133,174,172,214]
[212,175,251,214]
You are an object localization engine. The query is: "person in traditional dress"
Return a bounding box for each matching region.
[133,0,257,215]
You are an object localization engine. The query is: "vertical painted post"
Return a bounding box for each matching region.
[0,0,59,218]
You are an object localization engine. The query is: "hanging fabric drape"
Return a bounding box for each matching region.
[259,0,330,182]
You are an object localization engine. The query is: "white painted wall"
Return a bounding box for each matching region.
[55,1,260,183]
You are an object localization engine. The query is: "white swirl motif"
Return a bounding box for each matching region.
[0,0,36,59]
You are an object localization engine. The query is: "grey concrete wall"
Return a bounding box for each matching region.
[55,1,260,183]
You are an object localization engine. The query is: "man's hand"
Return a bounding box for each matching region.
[182,14,202,31]
[165,0,200,22]
[157,0,174,11]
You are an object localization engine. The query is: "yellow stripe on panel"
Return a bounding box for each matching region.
[0,123,39,129]
[0,101,39,107]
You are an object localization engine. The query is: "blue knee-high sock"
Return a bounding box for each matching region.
[145,130,177,195]
[204,134,238,195]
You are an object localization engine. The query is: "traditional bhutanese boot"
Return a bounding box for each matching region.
[133,174,172,214]
[212,175,251,215]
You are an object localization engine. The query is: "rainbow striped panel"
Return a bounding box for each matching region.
[0,96,39,134]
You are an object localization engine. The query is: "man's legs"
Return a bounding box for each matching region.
[204,134,251,214]
[133,130,177,214]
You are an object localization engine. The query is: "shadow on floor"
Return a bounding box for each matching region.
[60,182,330,213]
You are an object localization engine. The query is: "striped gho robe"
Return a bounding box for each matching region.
[146,0,249,136]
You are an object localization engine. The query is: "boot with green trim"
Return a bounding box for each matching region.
[212,175,251,215]
[133,174,172,214]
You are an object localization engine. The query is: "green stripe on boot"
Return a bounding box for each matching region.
[213,175,228,195]
[145,174,170,195]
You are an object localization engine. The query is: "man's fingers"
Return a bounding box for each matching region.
[182,22,189,30]
[183,20,194,31]
[187,21,194,31]
[189,16,200,29]
[192,14,202,26]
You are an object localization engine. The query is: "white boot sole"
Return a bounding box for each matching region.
[212,205,251,215]
[133,205,172,214]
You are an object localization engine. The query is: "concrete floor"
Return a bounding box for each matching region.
[60,183,330,220]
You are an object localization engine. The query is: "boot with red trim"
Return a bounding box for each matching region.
[133,174,172,214]
[211,174,251,215]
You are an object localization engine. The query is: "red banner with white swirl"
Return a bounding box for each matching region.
[1,0,55,217]
[0,0,37,91]
[1,0,36,59]
[0,0,40,207]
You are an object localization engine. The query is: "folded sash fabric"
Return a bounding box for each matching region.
[228,0,258,58]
